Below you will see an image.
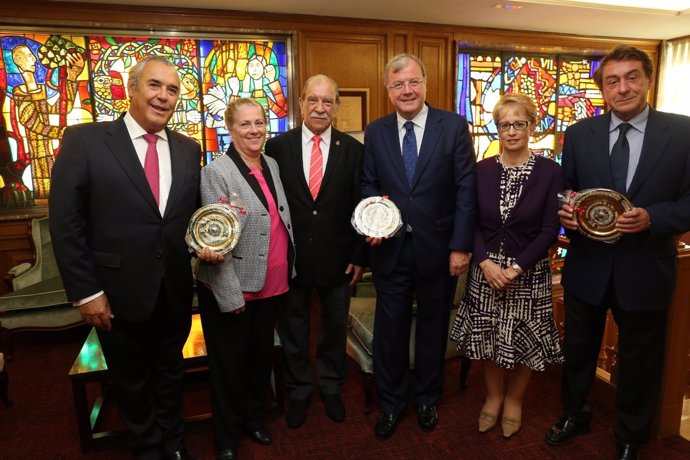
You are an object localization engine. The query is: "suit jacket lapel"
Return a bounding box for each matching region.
[320,128,343,197]
[164,129,187,218]
[104,118,160,213]
[413,106,442,189]
[587,113,614,189]
[382,114,409,188]
[627,109,670,198]
[288,128,312,199]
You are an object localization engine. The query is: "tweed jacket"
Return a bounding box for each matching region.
[197,147,295,312]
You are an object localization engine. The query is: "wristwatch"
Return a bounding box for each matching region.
[511,263,524,275]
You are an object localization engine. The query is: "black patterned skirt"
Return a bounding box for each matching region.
[450,254,563,371]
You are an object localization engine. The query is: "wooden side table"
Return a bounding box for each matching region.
[68,313,285,452]
[68,315,210,452]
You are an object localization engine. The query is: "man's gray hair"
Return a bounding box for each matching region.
[301,74,340,103]
[383,53,426,87]
[128,56,177,90]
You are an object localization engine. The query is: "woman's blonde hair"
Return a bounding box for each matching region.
[492,93,538,125]
[224,97,266,128]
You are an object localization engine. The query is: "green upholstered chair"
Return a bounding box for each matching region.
[346,272,471,414]
[0,217,81,359]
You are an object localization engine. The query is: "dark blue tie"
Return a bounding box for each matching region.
[403,121,417,186]
[610,122,631,193]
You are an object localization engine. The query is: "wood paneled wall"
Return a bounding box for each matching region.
[0,1,660,120]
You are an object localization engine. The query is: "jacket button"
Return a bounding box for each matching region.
[313,210,318,215]
[280,206,284,211]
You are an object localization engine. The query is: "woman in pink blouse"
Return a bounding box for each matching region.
[196,98,295,460]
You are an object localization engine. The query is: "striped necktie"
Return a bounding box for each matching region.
[308,134,323,200]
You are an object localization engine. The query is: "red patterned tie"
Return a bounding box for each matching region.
[143,133,160,205]
[308,135,323,200]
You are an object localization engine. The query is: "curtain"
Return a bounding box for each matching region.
[657,38,690,116]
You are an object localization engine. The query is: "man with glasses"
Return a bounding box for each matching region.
[361,53,476,440]
[544,45,690,460]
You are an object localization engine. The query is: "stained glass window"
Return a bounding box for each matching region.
[199,40,288,163]
[0,32,290,209]
[457,50,604,162]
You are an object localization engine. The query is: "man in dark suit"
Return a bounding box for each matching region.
[544,46,690,460]
[361,53,476,440]
[50,56,201,460]
[265,74,365,428]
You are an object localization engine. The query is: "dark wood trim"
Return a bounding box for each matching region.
[1,1,660,51]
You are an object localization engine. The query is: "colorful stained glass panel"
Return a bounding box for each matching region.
[0,32,290,209]
[457,50,602,162]
[0,33,92,207]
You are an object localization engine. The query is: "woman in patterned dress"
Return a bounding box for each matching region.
[450,93,564,438]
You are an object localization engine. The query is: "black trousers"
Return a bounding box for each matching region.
[561,283,667,445]
[197,283,280,450]
[278,281,351,400]
[97,287,191,460]
[372,235,456,415]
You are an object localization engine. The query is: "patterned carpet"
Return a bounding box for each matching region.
[2,325,690,459]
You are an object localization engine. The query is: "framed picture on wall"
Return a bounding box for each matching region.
[337,88,368,133]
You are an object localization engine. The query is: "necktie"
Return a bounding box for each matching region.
[610,123,631,193]
[143,133,160,204]
[308,135,323,200]
[403,121,417,186]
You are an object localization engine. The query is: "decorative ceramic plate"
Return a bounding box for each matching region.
[572,188,633,243]
[351,196,402,238]
[185,203,242,255]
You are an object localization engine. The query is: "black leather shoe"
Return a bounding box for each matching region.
[375,412,401,441]
[168,448,194,460]
[286,398,309,428]
[217,448,235,460]
[616,442,639,460]
[322,393,345,422]
[245,425,272,446]
[417,405,438,432]
[544,414,591,446]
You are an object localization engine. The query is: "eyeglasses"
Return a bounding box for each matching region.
[388,79,425,91]
[497,120,530,132]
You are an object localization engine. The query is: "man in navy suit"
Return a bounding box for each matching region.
[50,56,201,460]
[544,46,690,460]
[265,74,365,428]
[361,53,476,440]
